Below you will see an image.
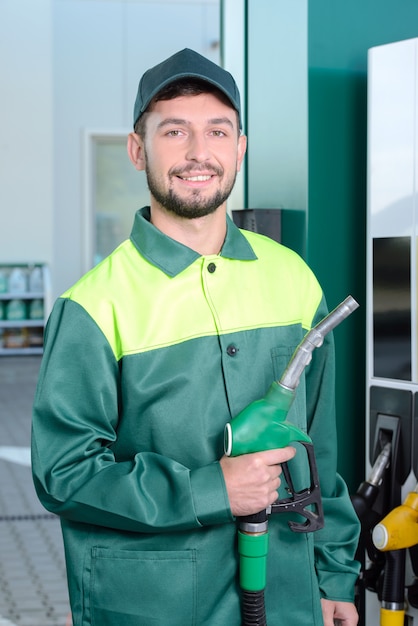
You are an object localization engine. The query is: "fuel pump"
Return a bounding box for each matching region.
[224,295,359,626]
[362,390,413,626]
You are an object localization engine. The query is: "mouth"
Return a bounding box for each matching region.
[170,165,222,186]
[179,174,213,182]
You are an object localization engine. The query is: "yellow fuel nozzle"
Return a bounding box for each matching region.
[372,486,418,551]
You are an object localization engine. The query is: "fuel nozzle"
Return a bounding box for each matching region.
[372,484,418,552]
[352,442,391,524]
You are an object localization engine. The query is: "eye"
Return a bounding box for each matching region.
[166,129,184,137]
[210,129,227,137]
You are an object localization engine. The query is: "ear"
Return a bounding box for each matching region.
[127,132,146,171]
[236,134,247,172]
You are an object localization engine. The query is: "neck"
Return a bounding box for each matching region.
[150,203,227,255]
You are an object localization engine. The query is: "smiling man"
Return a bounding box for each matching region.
[32,49,360,626]
[128,63,247,253]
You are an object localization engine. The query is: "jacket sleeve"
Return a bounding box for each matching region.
[306,296,361,602]
[31,297,233,533]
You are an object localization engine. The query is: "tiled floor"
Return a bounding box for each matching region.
[0,356,71,626]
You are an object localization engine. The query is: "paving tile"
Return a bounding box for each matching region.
[0,357,71,626]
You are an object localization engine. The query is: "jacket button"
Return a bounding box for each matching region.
[227,344,239,356]
[207,262,216,273]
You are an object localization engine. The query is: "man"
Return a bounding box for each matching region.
[32,48,360,625]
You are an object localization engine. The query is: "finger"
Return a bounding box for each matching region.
[320,599,335,626]
[259,446,296,465]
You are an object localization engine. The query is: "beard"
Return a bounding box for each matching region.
[144,160,237,219]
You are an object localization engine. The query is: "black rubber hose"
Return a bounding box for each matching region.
[241,590,267,626]
[381,549,405,608]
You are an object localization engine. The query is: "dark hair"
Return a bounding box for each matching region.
[134,78,239,137]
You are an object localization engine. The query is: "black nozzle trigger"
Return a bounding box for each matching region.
[270,442,324,533]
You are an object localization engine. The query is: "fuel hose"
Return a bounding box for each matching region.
[380,550,406,626]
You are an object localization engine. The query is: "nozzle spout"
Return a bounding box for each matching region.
[280,295,359,390]
[368,442,391,487]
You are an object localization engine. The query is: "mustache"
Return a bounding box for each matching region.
[169,164,223,177]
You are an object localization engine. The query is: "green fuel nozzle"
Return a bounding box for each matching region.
[223,296,359,626]
[224,295,359,460]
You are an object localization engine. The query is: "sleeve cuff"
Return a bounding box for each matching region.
[190,462,234,526]
[318,569,360,603]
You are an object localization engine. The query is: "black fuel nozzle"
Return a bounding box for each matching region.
[352,442,391,525]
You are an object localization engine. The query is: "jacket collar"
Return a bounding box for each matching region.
[130,206,257,277]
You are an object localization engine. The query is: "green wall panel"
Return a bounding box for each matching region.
[307,67,367,490]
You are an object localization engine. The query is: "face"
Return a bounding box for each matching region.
[130,92,246,219]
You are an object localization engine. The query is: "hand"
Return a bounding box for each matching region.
[219,447,296,517]
[321,599,358,626]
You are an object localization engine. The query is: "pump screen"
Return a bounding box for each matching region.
[373,236,411,381]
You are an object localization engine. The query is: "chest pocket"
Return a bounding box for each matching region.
[270,346,307,434]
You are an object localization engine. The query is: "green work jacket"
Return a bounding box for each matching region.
[32,207,360,626]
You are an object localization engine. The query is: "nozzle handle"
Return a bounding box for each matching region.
[270,442,324,532]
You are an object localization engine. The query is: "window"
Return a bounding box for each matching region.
[84,131,150,269]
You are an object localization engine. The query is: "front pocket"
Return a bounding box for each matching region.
[90,547,197,626]
[270,345,295,383]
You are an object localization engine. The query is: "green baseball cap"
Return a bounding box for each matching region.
[133,48,242,129]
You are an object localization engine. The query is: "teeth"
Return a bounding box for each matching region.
[182,175,211,182]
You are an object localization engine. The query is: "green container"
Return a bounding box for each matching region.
[6,299,26,321]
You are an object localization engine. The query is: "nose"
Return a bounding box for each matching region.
[185,132,211,162]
